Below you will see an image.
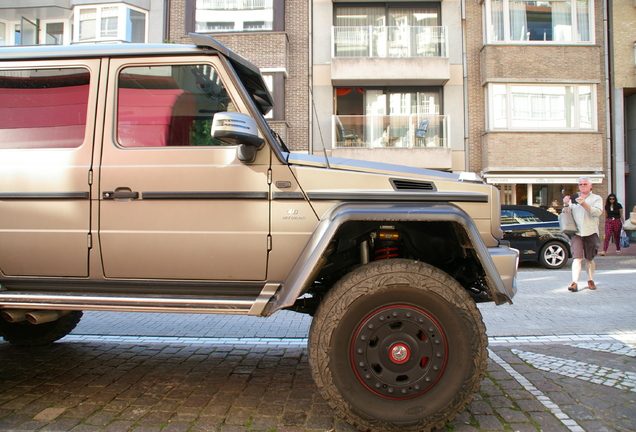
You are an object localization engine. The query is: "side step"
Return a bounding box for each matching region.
[0,291,257,315]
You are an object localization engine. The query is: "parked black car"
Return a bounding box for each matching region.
[501,205,571,269]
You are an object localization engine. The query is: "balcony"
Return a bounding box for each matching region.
[331,114,452,169]
[334,114,449,148]
[332,26,448,58]
[331,26,450,86]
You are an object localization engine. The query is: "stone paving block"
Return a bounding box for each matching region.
[224,407,253,425]
[137,409,173,426]
[475,414,504,430]
[450,426,479,432]
[247,415,278,431]
[467,400,493,415]
[118,405,151,420]
[528,410,564,428]
[281,410,307,426]
[84,409,118,426]
[62,403,100,419]
[11,419,48,430]
[101,419,136,431]
[515,398,547,412]
[485,395,515,409]
[495,407,529,423]
[478,384,504,396]
[506,423,539,432]
[32,406,66,422]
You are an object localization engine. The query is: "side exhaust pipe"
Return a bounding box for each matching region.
[25,310,71,325]
[1,309,29,323]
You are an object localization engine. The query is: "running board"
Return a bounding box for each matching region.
[0,291,259,315]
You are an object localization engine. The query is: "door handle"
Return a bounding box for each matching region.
[103,188,139,200]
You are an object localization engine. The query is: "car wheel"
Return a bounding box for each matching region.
[0,311,83,347]
[539,241,568,269]
[308,259,487,432]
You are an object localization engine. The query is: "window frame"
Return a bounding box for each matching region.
[73,4,148,43]
[0,20,7,46]
[115,62,241,149]
[186,0,286,34]
[486,83,597,132]
[0,67,91,150]
[261,71,285,121]
[484,0,595,45]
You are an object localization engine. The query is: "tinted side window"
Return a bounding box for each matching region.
[117,64,236,148]
[0,68,90,149]
[512,210,542,224]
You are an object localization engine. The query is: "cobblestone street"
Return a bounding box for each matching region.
[2,255,636,431]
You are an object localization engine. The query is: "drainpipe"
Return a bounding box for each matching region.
[603,0,615,197]
[461,0,469,173]
[308,0,314,155]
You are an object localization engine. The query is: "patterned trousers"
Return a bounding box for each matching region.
[603,218,623,252]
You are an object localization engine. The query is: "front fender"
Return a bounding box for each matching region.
[263,202,518,315]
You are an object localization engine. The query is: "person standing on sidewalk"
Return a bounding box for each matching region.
[600,193,624,256]
[563,176,603,292]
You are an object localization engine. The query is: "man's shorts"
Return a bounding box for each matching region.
[571,233,599,260]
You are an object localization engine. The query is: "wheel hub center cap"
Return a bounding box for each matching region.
[389,343,410,363]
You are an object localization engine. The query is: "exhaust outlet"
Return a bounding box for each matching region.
[1,309,30,323]
[25,310,71,325]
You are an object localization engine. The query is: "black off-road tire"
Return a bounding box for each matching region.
[308,259,487,432]
[539,241,568,269]
[0,311,83,347]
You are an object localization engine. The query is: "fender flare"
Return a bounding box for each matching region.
[261,202,517,316]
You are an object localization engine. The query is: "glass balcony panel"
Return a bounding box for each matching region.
[333,114,449,149]
[334,26,446,58]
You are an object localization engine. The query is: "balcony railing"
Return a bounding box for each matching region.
[196,0,272,10]
[332,26,448,58]
[333,114,449,149]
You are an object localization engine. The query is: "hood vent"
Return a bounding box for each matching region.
[390,179,436,191]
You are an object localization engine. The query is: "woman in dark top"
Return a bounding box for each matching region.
[600,193,624,255]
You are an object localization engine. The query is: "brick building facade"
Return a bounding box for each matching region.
[167,0,310,151]
[465,0,608,207]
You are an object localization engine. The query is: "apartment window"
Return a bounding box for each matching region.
[486,0,592,43]
[0,22,6,45]
[488,84,595,130]
[190,0,285,33]
[334,4,441,58]
[75,5,147,43]
[45,22,64,45]
[335,86,447,148]
[262,72,285,120]
[79,8,97,40]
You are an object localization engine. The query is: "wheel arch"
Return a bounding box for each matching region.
[262,202,517,316]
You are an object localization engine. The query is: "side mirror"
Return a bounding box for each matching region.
[211,112,264,162]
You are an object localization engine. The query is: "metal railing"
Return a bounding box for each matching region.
[333,114,449,149]
[196,0,272,10]
[332,26,448,58]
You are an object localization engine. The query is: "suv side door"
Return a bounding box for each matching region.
[97,56,271,281]
[0,60,99,277]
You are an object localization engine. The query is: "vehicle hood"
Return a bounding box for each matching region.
[287,153,466,182]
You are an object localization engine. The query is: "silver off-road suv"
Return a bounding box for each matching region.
[0,34,518,432]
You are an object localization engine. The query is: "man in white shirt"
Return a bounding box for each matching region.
[563,176,603,292]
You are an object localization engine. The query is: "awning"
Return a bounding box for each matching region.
[484,173,605,185]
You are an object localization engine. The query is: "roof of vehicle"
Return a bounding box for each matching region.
[0,34,273,115]
[501,205,558,222]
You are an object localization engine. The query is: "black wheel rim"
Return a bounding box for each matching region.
[350,305,448,400]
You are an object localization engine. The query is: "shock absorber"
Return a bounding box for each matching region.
[373,229,401,260]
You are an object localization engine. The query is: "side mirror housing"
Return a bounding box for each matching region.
[211,113,264,162]
[211,113,264,163]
